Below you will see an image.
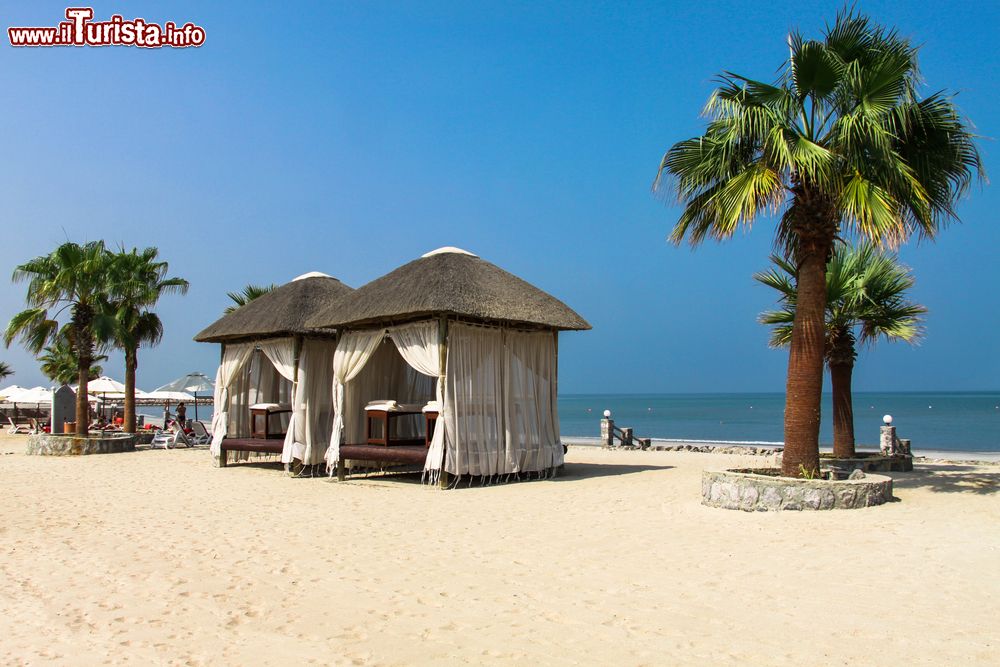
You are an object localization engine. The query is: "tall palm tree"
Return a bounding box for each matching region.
[0,361,12,381]
[5,241,116,435]
[108,248,189,433]
[224,284,275,314]
[754,245,926,457]
[38,332,108,386]
[654,10,981,476]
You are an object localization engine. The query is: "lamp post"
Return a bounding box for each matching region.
[880,414,897,455]
[601,409,614,448]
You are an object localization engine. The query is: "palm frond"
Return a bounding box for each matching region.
[224,284,276,314]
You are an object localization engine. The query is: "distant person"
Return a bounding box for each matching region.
[175,402,187,426]
[163,404,172,426]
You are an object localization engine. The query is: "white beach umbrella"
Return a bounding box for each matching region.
[138,390,195,404]
[155,372,215,419]
[81,376,127,394]
[74,376,128,419]
[0,384,23,402]
[4,386,52,404]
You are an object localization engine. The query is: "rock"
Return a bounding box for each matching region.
[848,469,866,480]
[760,486,783,510]
[801,489,823,510]
[738,485,759,511]
[835,487,858,508]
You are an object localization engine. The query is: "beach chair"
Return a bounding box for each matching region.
[150,423,193,449]
[189,420,211,446]
[6,416,32,435]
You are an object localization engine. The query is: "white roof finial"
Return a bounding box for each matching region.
[292,271,332,281]
[422,247,478,258]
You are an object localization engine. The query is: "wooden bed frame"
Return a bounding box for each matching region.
[219,439,447,486]
[218,438,284,466]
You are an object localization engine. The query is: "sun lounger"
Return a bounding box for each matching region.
[150,423,193,449]
[189,420,212,445]
[6,416,32,435]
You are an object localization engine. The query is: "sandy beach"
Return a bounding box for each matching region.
[1,432,997,666]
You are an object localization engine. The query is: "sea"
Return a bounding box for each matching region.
[140,391,1000,454]
[558,392,1000,454]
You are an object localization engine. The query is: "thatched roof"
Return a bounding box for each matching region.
[306,248,590,331]
[195,273,353,343]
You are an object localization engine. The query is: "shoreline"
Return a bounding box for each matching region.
[562,436,1000,463]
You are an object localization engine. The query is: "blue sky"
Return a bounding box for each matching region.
[0,1,996,394]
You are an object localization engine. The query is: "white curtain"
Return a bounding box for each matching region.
[504,330,563,471]
[342,340,434,444]
[258,338,301,464]
[249,351,292,407]
[282,338,337,465]
[389,322,447,476]
[441,324,506,477]
[210,342,255,455]
[259,338,296,384]
[436,324,562,478]
[325,329,385,469]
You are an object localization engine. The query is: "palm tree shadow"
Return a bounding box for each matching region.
[891,463,1000,496]
[553,462,673,481]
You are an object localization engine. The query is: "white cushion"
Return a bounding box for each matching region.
[249,403,291,411]
[364,400,398,411]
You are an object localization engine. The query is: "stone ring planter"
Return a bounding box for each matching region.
[26,432,137,456]
[702,468,893,511]
[821,452,913,473]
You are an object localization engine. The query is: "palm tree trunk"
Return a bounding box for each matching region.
[124,349,137,433]
[75,328,92,437]
[782,248,827,477]
[830,360,856,458]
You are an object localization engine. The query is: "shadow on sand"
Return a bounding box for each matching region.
[320,462,672,488]
[553,462,673,481]
[892,463,1000,496]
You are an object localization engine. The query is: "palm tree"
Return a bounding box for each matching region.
[654,10,981,476]
[0,361,12,381]
[754,245,926,457]
[5,241,116,436]
[224,284,275,314]
[108,248,189,433]
[38,332,108,386]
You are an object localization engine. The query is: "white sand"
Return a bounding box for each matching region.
[1,433,998,665]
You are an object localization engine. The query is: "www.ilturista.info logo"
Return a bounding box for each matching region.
[8,8,205,48]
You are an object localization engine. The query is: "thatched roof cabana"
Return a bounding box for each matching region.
[306,248,589,485]
[195,272,353,469]
[195,273,353,344]
[307,248,589,332]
